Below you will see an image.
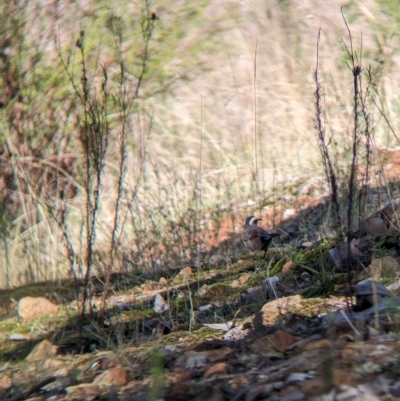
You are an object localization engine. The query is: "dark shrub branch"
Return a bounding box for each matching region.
[313,29,341,231]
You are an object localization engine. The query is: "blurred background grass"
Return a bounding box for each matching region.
[1,0,400,286]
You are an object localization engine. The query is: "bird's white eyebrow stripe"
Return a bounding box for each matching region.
[249,216,258,225]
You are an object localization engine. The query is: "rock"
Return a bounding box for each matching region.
[185,353,210,369]
[223,325,250,340]
[143,318,171,336]
[359,215,388,237]
[198,304,213,312]
[141,281,159,292]
[86,353,120,376]
[281,222,299,239]
[26,339,58,361]
[42,358,65,371]
[41,374,72,391]
[165,382,223,401]
[335,384,381,401]
[352,235,374,254]
[203,322,234,332]
[204,362,229,378]
[66,383,101,401]
[8,333,31,341]
[180,266,193,278]
[280,392,306,400]
[369,256,400,275]
[260,295,303,325]
[177,348,233,368]
[282,261,295,276]
[352,279,393,311]
[98,388,120,401]
[114,301,131,311]
[381,201,400,231]
[245,383,277,401]
[387,278,400,292]
[283,209,296,220]
[328,247,346,269]
[230,273,252,287]
[159,277,168,286]
[390,380,400,397]
[239,278,280,306]
[250,330,299,355]
[286,372,314,384]
[209,255,226,266]
[240,286,266,304]
[198,284,209,297]
[265,276,280,297]
[93,366,127,389]
[154,293,169,313]
[328,236,373,270]
[0,375,12,390]
[18,296,59,320]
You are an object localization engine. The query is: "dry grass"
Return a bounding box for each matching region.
[1,0,400,286]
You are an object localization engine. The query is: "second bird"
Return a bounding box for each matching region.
[242,216,279,258]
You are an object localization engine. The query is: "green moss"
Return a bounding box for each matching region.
[0,280,78,305]
[297,298,332,317]
[198,284,241,303]
[270,256,290,276]
[295,244,331,265]
[331,273,350,285]
[299,282,333,298]
[162,326,221,345]
[244,272,267,288]
[122,307,154,318]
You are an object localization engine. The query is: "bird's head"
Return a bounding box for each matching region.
[245,216,261,226]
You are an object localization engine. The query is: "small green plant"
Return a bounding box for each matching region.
[146,345,166,401]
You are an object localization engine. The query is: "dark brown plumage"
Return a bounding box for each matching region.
[242,216,279,257]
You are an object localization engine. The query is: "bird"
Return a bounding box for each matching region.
[242,216,279,258]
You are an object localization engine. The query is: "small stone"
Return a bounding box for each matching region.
[154,293,169,313]
[282,222,299,238]
[141,282,159,292]
[241,286,265,304]
[159,277,168,286]
[184,353,210,369]
[370,256,400,274]
[231,273,252,288]
[26,339,58,361]
[66,383,101,400]
[180,266,193,278]
[209,255,226,266]
[199,304,213,312]
[360,216,388,237]
[390,380,400,397]
[42,358,65,371]
[93,366,127,389]
[286,372,314,384]
[260,295,303,325]
[282,261,295,276]
[198,285,209,297]
[18,297,59,320]
[204,362,228,378]
[8,333,31,341]
[0,375,12,390]
[283,209,296,220]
